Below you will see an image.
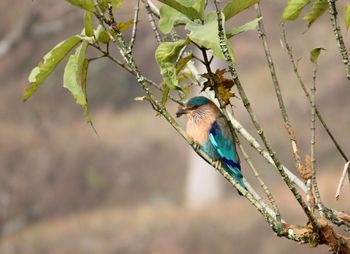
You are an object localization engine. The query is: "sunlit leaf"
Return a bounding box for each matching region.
[161,83,170,106]
[155,39,190,89]
[157,0,205,20]
[226,18,261,38]
[303,0,328,28]
[84,11,94,37]
[24,35,82,101]
[94,25,111,43]
[186,11,235,60]
[223,0,260,20]
[281,0,311,21]
[176,53,193,73]
[345,3,350,30]
[63,41,94,127]
[117,19,134,32]
[310,47,326,64]
[66,0,96,12]
[159,5,191,34]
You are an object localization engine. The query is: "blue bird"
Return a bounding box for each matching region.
[176,96,246,194]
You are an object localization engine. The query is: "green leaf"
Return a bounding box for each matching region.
[159,5,191,34]
[66,0,96,12]
[303,0,328,28]
[63,41,93,126]
[157,0,205,21]
[345,3,350,30]
[281,0,311,21]
[226,18,261,38]
[223,0,261,20]
[84,11,94,37]
[94,25,111,44]
[97,0,123,12]
[161,84,170,106]
[310,47,326,64]
[176,53,193,73]
[24,35,82,101]
[117,19,134,32]
[155,39,190,89]
[186,11,235,60]
[64,41,88,105]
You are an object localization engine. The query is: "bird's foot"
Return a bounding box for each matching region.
[192,142,200,152]
[214,160,221,169]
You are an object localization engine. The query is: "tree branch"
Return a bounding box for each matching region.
[327,0,350,80]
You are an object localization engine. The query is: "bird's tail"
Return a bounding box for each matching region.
[224,163,247,195]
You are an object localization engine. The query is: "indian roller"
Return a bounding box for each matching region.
[176,96,246,194]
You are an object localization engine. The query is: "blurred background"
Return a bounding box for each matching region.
[0,0,350,253]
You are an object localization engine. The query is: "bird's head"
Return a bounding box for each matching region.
[176,96,212,118]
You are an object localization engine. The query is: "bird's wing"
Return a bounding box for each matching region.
[208,117,240,168]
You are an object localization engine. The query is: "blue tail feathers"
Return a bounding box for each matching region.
[222,159,247,195]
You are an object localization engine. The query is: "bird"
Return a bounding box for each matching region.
[176,96,246,194]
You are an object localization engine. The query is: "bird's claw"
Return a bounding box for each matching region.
[214,160,221,169]
[193,143,200,152]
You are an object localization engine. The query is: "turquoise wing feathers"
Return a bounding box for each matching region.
[208,118,245,191]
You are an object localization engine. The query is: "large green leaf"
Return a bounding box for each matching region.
[63,41,93,125]
[159,5,191,34]
[281,0,311,21]
[345,3,350,30]
[155,39,190,89]
[24,35,82,101]
[64,41,89,105]
[303,0,328,28]
[157,0,205,21]
[226,18,261,38]
[223,0,261,20]
[84,11,94,37]
[186,11,235,60]
[66,0,96,12]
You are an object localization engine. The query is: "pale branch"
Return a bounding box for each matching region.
[327,0,350,80]
[226,111,307,193]
[145,0,160,18]
[335,161,350,200]
[213,0,318,230]
[281,25,349,167]
[142,0,162,44]
[256,4,304,177]
[129,0,141,51]
[237,138,281,217]
[311,61,323,217]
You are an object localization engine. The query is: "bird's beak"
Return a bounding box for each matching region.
[176,107,188,117]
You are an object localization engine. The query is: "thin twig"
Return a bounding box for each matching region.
[335,161,350,200]
[327,0,350,80]
[237,137,280,216]
[256,4,304,176]
[129,0,141,50]
[311,62,323,217]
[281,25,349,164]
[142,0,162,44]
[213,0,317,230]
[92,0,115,42]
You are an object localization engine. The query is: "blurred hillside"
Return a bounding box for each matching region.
[0,0,350,253]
